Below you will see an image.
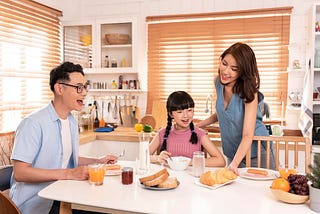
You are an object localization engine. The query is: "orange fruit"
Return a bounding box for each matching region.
[270,178,290,192]
[134,123,143,132]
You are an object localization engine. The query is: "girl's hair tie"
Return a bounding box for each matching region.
[164,137,168,140]
[191,130,195,133]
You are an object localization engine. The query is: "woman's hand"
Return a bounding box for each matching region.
[227,162,239,175]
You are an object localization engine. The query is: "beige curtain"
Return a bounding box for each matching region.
[147,7,292,121]
[0,0,62,131]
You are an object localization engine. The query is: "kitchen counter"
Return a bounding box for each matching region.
[79,127,141,145]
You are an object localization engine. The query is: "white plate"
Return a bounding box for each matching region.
[140,181,180,191]
[105,170,122,176]
[194,177,237,190]
[238,168,278,180]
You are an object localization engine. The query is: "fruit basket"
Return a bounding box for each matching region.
[270,188,309,204]
[105,33,129,45]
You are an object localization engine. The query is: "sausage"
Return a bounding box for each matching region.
[247,168,268,176]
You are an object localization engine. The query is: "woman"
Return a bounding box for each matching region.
[149,91,226,167]
[197,43,276,174]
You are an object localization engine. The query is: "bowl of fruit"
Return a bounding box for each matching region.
[270,174,309,204]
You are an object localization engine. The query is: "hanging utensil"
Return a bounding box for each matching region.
[133,95,140,124]
[93,100,99,128]
[99,101,106,127]
[114,96,118,120]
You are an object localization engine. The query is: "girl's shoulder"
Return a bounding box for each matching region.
[194,126,207,136]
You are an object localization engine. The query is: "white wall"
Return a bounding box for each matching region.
[37,0,316,129]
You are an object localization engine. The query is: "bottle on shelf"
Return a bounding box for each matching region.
[111,58,117,67]
[118,75,123,89]
[104,55,109,68]
[111,80,117,89]
[121,58,126,67]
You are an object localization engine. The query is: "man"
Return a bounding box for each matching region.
[10,62,117,214]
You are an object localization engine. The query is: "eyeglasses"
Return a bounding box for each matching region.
[58,82,90,94]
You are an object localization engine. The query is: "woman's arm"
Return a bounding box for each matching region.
[196,113,218,128]
[201,134,226,167]
[229,93,258,173]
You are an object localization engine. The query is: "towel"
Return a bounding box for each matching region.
[298,64,313,139]
[94,126,114,132]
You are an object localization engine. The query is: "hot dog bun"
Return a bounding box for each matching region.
[105,164,121,171]
[247,168,268,176]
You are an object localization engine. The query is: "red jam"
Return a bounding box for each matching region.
[122,167,133,185]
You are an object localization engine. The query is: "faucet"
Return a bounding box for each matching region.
[205,94,213,115]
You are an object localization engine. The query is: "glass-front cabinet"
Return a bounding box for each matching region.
[63,18,141,93]
[64,25,93,69]
[311,4,320,145]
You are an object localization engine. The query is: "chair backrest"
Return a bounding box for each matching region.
[151,100,167,131]
[0,190,21,214]
[0,131,15,166]
[0,165,13,192]
[246,136,311,173]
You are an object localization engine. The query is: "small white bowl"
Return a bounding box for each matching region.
[167,156,191,171]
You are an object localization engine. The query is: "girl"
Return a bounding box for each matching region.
[149,91,226,167]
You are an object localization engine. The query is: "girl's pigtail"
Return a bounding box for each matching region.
[160,113,172,152]
[189,122,198,144]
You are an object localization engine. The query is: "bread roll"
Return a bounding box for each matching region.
[158,177,178,188]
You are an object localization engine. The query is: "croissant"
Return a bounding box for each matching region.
[199,168,238,186]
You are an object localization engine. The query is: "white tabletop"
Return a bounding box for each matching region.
[38,161,316,214]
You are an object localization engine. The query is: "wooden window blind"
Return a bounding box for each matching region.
[0,0,62,132]
[147,7,292,122]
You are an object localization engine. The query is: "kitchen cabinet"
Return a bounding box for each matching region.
[311,3,320,145]
[63,18,143,94]
[312,3,320,113]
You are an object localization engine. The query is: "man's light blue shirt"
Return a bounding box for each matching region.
[10,102,79,214]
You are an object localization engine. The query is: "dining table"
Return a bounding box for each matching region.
[38,160,316,214]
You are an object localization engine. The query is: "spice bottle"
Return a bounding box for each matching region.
[105,55,109,68]
[111,80,117,89]
[111,58,117,67]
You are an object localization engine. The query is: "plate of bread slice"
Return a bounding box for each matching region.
[238,167,278,180]
[139,168,179,190]
[195,168,238,190]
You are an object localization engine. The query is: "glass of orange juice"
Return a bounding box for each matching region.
[88,163,105,185]
[278,164,297,179]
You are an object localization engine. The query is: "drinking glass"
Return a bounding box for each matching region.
[138,132,151,174]
[193,151,205,177]
[88,163,105,185]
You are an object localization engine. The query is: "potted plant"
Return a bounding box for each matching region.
[307,153,320,212]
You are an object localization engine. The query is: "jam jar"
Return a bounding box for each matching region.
[121,167,133,185]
